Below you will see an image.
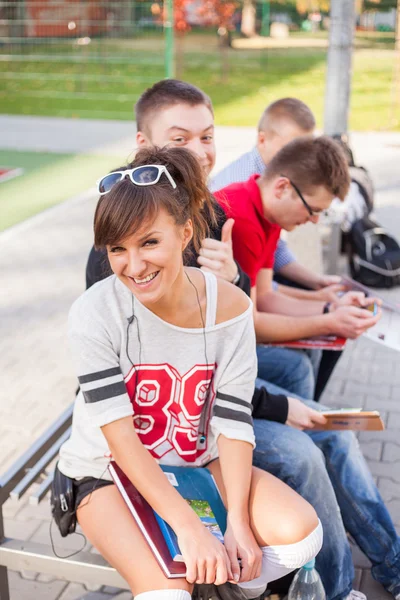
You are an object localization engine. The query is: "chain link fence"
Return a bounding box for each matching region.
[0,1,397,127]
[0,0,170,119]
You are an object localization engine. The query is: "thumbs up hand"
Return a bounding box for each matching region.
[221,218,234,246]
[197,218,239,284]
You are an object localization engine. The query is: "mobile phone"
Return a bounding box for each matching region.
[366,302,378,316]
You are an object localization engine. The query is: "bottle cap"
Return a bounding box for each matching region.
[303,558,315,570]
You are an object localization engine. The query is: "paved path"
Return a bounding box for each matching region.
[1,116,400,599]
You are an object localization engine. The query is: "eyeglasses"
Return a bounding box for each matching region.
[97,165,177,196]
[281,175,320,217]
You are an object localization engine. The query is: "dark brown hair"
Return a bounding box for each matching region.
[135,80,213,137]
[94,146,216,254]
[263,136,350,201]
[258,98,315,134]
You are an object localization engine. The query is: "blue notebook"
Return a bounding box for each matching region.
[155,465,227,562]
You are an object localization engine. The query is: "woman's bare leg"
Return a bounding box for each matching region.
[207,461,319,547]
[77,485,193,596]
[207,461,322,596]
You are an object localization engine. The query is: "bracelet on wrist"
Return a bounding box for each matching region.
[231,270,240,286]
[323,302,331,314]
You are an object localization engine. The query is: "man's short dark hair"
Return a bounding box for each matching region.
[263,136,350,201]
[258,98,316,134]
[135,79,214,135]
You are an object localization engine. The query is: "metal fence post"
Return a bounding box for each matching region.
[165,0,175,78]
[261,0,270,37]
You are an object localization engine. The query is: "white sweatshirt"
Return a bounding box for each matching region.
[59,270,257,480]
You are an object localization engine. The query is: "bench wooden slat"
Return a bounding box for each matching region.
[29,470,55,506]
[0,403,73,503]
[10,428,71,501]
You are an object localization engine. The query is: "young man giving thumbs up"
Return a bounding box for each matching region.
[85,80,249,295]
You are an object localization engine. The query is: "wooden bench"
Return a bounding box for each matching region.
[0,403,130,599]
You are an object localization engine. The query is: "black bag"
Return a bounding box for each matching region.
[50,464,77,537]
[348,215,400,288]
[331,134,374,212]
[349,165,374,213]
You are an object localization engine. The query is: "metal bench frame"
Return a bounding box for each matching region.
[0,404,129,599]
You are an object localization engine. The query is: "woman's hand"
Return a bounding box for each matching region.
[177,522,232,586]
[286,397,327,430]
[224,518,262,583]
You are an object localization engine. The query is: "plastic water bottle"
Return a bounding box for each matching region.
[288,558,326,600]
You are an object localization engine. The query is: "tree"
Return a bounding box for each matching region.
[198,0,238,79]
[324,0,355,135]
[162,0,238,77]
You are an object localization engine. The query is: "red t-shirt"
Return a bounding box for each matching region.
[214,175,281,287]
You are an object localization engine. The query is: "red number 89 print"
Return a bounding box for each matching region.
[125,363,216,462]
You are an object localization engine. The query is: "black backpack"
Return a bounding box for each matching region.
[348,215,400,288]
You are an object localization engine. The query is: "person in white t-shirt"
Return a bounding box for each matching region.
[57,146,322,600]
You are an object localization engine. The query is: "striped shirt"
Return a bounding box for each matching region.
[58,271,257,480]
[210,146,296,272]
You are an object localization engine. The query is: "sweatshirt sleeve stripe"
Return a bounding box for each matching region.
[78,367,121,384]
[213,405,253,426]
[80,373,122,392]
[216,391,252,411]
[215,398,252,416]
[83,381,127,404]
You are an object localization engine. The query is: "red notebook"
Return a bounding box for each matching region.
[265,335,347,351]
[109,462,186,578]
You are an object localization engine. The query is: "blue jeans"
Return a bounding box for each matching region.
[253,380,400,600]
[256,345,321,400]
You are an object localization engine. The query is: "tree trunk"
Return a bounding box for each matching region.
[218,31,231,83]
[241,0,256,37]
[323,0,355,136]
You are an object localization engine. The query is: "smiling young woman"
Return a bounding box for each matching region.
[55,146,322,600]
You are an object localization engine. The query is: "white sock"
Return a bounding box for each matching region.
[238,520,323,592]
[135,590,191,600]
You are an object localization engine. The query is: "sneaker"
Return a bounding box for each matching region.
[344,592,367,600]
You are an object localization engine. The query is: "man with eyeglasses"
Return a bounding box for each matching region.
[214,135,381,350]
[210,98,353,401]
[210,97,343,301]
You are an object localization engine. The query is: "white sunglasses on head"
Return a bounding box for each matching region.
[97,164,177,195]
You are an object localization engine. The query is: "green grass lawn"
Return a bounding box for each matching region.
[0,150,125,231]
[1,33,399,130]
